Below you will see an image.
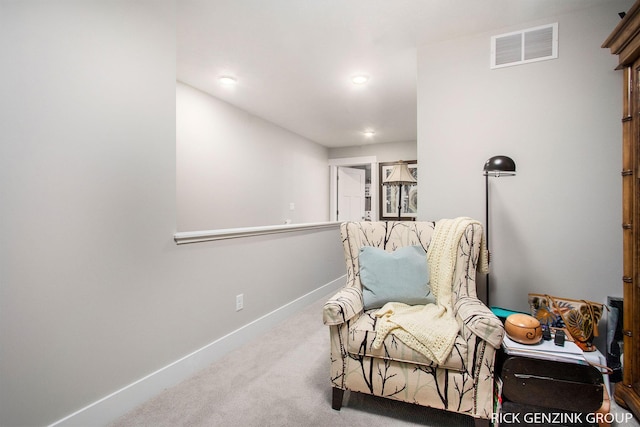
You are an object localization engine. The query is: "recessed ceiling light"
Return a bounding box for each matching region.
[351,75,369,85]
[219,76,237,86]
[363,130,375,137]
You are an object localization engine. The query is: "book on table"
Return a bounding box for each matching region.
[502,334,587,365]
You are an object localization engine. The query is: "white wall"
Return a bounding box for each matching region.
[417,1,630,311]
[328,140,417,163]
[177,82,330,231]
[0,2,345,426]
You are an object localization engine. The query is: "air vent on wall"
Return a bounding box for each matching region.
[491,23,558,69]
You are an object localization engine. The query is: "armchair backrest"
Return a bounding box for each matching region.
[341,220,482,303]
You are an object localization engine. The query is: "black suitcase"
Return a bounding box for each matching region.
[501,356,604,413]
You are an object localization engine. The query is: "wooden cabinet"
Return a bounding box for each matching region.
[603,1,640,419]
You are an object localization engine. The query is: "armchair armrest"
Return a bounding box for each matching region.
[454,297,504,349]
[323,287,364,325]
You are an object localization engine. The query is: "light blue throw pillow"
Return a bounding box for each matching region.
[359,245,434,310]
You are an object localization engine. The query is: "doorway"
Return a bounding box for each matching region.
[329,156,377,222]
[337,166,366,221]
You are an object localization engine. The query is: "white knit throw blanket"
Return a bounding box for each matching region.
[372,217,488,365]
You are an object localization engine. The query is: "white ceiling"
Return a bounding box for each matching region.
[177,0,616,148]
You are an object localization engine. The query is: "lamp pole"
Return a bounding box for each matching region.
[482,155,516,308]
[397,184,403,221]
[485,172,491,307]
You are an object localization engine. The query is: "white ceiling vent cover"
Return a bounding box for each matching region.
[491,23,558,69]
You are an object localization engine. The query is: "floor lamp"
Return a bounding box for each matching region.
[483,155,516,307]
[383,161,417,221]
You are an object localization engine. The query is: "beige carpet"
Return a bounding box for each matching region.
[110,294,638,427]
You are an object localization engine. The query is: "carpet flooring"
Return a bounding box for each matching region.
[110,294,638,427]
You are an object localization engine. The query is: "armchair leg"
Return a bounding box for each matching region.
[332,387,344,410]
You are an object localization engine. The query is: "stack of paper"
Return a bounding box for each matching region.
[502,335,587,364]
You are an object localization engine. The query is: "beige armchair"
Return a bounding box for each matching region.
[323,220,504,426]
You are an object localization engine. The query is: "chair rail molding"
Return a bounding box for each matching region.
[174,221,341,245]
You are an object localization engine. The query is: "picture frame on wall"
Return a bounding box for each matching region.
[379,160,417,220]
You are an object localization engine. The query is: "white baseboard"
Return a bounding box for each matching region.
[48,276,345,427]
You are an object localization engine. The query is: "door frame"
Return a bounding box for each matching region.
[328,156,378,222]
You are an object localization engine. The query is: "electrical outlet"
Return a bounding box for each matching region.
[236,294,244,311]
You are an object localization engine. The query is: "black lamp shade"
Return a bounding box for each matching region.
[483,155,516,176]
